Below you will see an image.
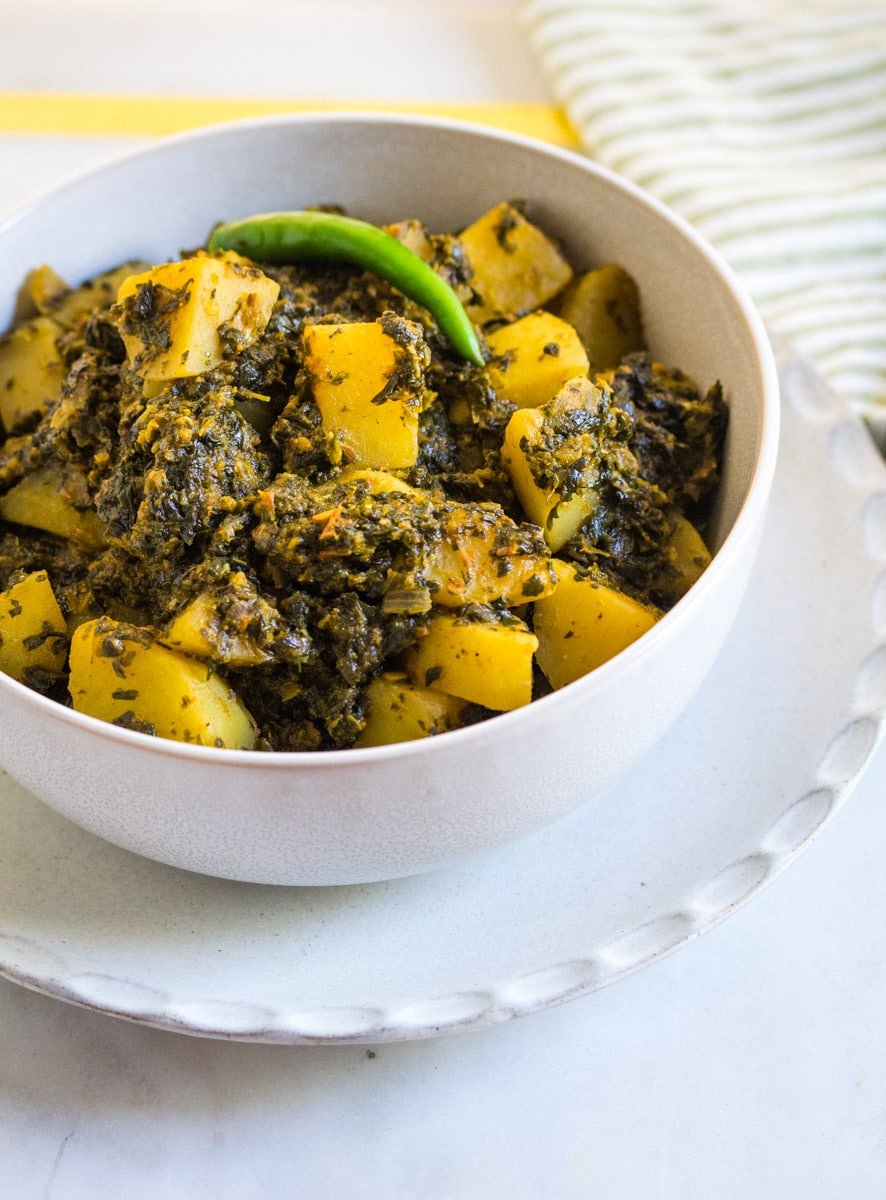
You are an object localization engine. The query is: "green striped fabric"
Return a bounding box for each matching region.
[521,0,886,416]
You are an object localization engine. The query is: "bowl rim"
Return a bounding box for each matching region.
[0,110,780,770]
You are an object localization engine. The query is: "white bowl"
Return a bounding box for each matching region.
[0,114,779,885]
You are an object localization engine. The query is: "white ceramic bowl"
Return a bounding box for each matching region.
[0,114,779,885]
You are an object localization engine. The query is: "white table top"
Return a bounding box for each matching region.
[1,3,885,1196]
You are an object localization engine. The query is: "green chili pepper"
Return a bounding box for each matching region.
[208,211,485,366]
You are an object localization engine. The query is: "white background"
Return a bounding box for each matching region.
[1,2,885,1196]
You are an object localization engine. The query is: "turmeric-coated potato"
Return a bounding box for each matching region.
[0,467,105,549]
[485,311,589,409]
[406,612,537,711]
[116,251,279,382]
[533,560,658,688]
[501,407,596,551]
[425,504,556,608]
[49,261,151,328]
[162,573,277,667]
[20,264,68,318]
[0,570,67,683]
[304,321,423,469]
[355,672,465,747]
[460,203,573,324]
[69,618,257,748]
[0,315,66,433]
[556,264,645,373]
[658,514,712,602]
[382,219,434,261]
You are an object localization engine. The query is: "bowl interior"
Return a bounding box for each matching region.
[0,115,767,554]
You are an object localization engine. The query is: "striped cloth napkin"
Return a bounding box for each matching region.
[521,0,886,419]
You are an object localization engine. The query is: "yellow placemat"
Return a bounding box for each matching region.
[0,93,577,147]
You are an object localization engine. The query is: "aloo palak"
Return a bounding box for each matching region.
[0,202,725,750]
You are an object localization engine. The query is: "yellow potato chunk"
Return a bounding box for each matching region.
[116,251,279,382]
[659,514,712,602]
[534,560,658,688]
[304,322,422,469]
[0,316,66,433]
[556,264,645,372]
[501,407,595,551]
[383,219,434,260]
[0,570,67,683]
[161,573,276,667]
[355,671,465,747]
[0,468,105,549]
[50,261,152,328]
[21,265,67,318]
[426,505,556,608]
[69,618,257,748]
[447,395,472,426]
[460,202,573,324]
[485,311,588,409]
[406,612,538,711]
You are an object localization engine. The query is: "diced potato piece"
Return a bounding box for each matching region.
[534,560,658,688]
[448,395,472,426]
[69,617,257,748]
[556,264,645,372]
[485,311,588,409]
[116,251,279,382]
[304,322,421,469]
[0,316,66,433]
[161,573,275,667]
[659,514,712,602]
[406,612,537,711]
[501,407,595,551]
[355,671,465,747]
[426,505,556,608]
[24,264,68,316]
[0,468,105,549]
[460,202,573,323]
[50,261,151,328]
[0,570,67,683]
[383,219,433,260]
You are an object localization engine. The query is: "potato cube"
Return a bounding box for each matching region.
[460,202,573,324]
[162,573,276,667]
[0,316,66,433]
[425,505,556,608]
[303,321,422,469]
[485,311,588,409]
[658,514,712,602]
[21,265,68,318]
[355,671,464,747]
[534,560,658,688]
[383,219,434,260]
[501,407,595,551]
[0,570,67,683]
[0,467,105,549]
[556,264,645,372]
[406,612,537,711]
[69,617,257,748]
[116,251,279,382]
[49,261,152,328]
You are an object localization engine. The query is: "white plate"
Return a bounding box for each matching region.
[0,343,882,1043]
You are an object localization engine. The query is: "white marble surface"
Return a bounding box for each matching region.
[1,3,885,1195]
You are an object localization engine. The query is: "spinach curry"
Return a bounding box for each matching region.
[0,202,726,750]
